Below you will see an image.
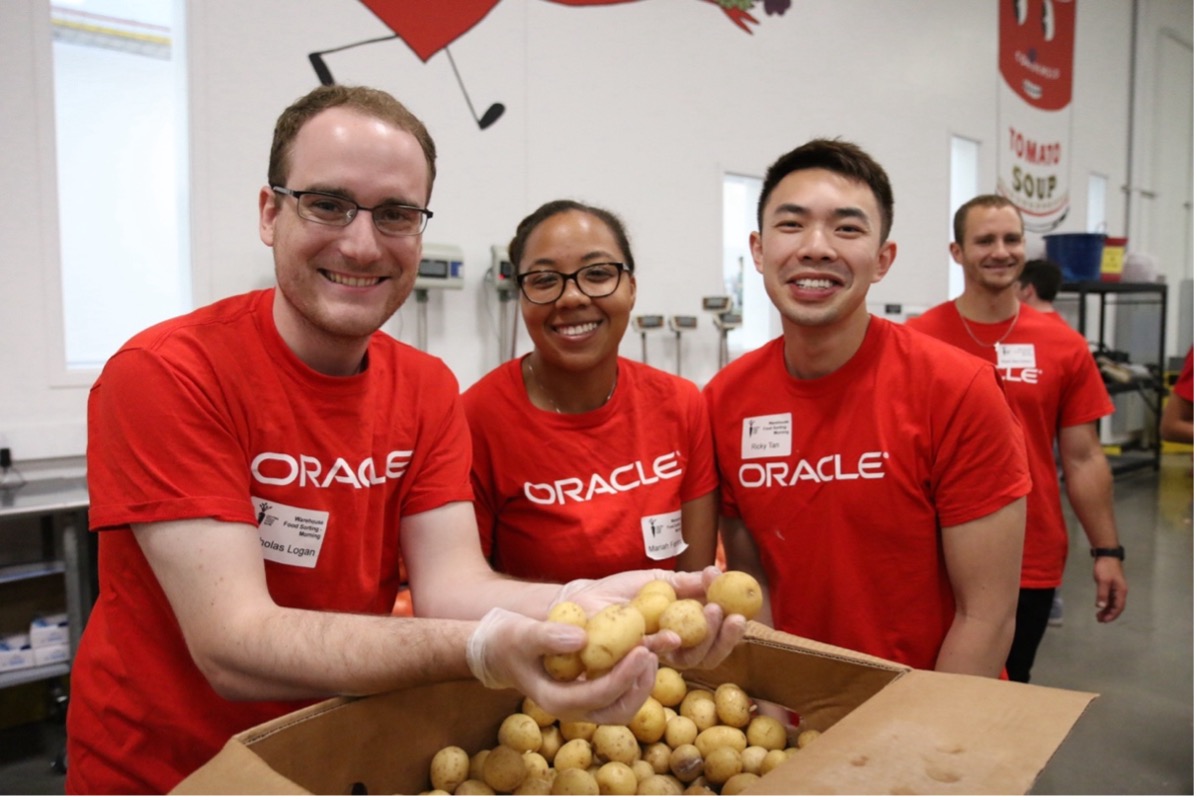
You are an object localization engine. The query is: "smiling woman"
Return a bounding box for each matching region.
[462,199,720,584]
[49,0,190,372]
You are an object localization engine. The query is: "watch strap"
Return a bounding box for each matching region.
[1090,546,1125,561]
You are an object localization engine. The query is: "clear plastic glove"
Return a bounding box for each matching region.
[466,607,659,725]
[554,566,747,673]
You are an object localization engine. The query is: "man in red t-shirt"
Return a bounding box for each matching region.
[1161,347,1194,444]
[706,139,1030,677]
[908,195,1127,684]
[66,85,744,795]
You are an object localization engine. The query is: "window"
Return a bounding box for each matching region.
[948,135,981,299]
[722,173,773,358]
[1087,173,1108,233]
[50,0,189,374]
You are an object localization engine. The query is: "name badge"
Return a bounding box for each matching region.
[253,496,329,568]
[996,343,1036,369]
[641,510,687,561]
[742,413,792,459]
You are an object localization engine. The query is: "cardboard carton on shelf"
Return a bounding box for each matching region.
[172,623,1096,796]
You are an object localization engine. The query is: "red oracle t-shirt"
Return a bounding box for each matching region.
[1175,348,1194,402]
[67,289,473,794]
[704,319,1031,670]
[463,357,717,582]
[909,303,1114,587]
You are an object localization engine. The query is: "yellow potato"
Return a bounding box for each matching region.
[705,571,763,620]
[592,724,640,766]
[548,600,589,626]
[658,599,708,648]
[694,725,747,758]
[521,696,557,728]
[745,715,787,751]
[481,744,527,793]
[631,590,673,634]
[702,745,742,786]
[453,778,495,795]
[637,774,684,795]
[714,683,753,728]
[629,696,667,744]
[521,751,551,782]
[513,775,553,796]
[652,667,688,708]
[468,749,489,781]
[559,719,597,742]
[538,724,563,762]
[595,761,638,796]
[797,729,822,748]
[664,714,698,749]
[641,741,673,775]
[637,579,678,602]
[429,745,470,793]
[552,767,599,795]
[668,743,704,783]
[543,601,588,681]
[740,745,768,776]
[678,689,718,732]
[759,748,790,775]
[553,738,593,772]
[632,759,656,783]
[720,772,761,796]
[498,713,543,754]
[581,604,646,673]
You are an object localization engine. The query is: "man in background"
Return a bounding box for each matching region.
[1018,258,1067,321]
[705,139,1030,678]
[908,195,1128,683]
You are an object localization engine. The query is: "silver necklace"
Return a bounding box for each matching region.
[524,358,617,414]
[956,303,1020,351]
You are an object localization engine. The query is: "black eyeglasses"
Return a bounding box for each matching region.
[271,186,433,236]
[516,263,629,304]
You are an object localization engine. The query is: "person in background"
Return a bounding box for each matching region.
[1017,258,1067,321]
[1160,346,1194,444]
[1016,256,1068,625]
[66,85,744,795]
[705,138,1030,677]
[463,200,718,582]
[908,195,1128,684]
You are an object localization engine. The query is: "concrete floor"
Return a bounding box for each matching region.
[0,455,1191,795]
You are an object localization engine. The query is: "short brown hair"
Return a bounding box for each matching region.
[953,194,1021,245]
[508,200,635,274]
[267,85,437,200]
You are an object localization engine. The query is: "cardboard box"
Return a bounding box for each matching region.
[0,633,35,673]
[33,642,70,666]
[173,623,1095,795]
[29,612,70,648]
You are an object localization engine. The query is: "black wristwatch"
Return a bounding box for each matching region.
[1090,546,1125,561]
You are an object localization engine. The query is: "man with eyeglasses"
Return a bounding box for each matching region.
[68,85,744,795]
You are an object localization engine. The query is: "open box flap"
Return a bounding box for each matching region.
[752,669,1098,795]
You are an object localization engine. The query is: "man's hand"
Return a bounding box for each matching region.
[1093,559,1128,623]
[554,567,747,673]
[466,608,658,725]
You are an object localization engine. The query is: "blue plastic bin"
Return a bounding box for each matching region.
[1044,233,1106,282]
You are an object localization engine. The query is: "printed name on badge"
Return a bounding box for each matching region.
[742,413,792,459]
[996,343,1036,369]
[253,496,329,568]
[641,511,688,561]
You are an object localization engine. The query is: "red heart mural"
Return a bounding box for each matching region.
[357,0,505,62]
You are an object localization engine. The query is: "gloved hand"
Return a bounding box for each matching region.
[466,607,659,725]
[554,566,747,673]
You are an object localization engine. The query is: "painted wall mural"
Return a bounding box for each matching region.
[310,0,792,129]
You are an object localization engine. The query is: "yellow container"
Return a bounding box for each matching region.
[1100,237,1127,282]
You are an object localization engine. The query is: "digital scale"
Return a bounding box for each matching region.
[668,315,697,375]
[703,296,740,369]
[633,314,665,363]
[413,244,465,351]
[487,245,519,363]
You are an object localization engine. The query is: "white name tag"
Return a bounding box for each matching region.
[253,496,329,568]
[741,413,792,459]
[641,510,688,561]
[996,343,1036,369]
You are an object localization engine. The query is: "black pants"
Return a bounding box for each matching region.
[1005,587,1056,683]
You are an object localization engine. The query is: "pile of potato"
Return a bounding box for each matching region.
[423,572,821,795]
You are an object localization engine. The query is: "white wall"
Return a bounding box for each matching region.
[2,0,1191,463]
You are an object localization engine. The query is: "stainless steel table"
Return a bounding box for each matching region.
[0,477,91,690]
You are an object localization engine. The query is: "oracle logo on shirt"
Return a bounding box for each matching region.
[251,450,412,489]
[738,450,888,488]
[524,451,683,506]
[998,366,1042,384]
